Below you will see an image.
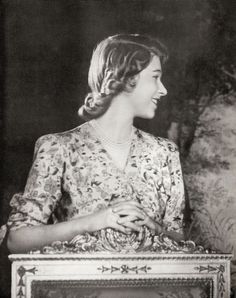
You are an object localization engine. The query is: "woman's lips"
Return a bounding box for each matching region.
[152,98,159,105]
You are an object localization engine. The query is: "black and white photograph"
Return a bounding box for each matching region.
[0,0,236,297]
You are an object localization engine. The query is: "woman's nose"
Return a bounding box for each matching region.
[157,80,167,97]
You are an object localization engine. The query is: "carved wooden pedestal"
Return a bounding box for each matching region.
[9,253,232,298]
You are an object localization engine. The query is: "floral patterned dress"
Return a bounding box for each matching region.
[7,121,185,237]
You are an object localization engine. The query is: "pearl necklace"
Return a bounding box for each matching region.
[90,119,134,148]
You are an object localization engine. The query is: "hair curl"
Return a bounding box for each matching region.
[78,34,168,120]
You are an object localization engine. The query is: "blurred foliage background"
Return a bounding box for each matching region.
[0,0,236,297]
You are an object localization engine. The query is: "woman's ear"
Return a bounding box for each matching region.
[125,75,139,92]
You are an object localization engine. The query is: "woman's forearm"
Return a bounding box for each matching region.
[7,214,98,254]
[7,207,131,253]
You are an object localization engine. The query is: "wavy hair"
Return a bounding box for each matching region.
[78,34,168,120]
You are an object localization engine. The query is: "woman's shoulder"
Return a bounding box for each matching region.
[136,128,179,154]
[35,122,89,148]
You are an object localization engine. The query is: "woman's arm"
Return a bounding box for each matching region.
[7,217,85,254]
[7,134,146,253]
[7,204,145,253]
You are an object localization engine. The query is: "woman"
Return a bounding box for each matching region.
[7,34,185,253]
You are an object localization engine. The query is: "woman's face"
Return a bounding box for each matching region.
[128,55,167,119]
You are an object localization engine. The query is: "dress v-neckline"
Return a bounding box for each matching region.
[87,121,137,174]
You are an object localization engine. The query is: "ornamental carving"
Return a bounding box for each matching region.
[17,266,38,298]
[30,227,213,254]
[97,264,152,274]
[31,278,213,298]
[194,264,226,297]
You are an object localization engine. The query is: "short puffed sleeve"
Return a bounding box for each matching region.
[7,134,65,231]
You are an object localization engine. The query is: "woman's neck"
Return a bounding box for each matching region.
[92,96,134,143]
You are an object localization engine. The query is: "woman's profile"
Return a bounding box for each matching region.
[6,34,185,253]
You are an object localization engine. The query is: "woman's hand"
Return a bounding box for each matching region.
[110,199,163,235]
[135,214,163,235]
[83,199,165,235]
[84,205,141,234]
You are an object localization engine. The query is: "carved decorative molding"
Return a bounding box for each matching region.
[97,264,152,274]
[30,229,215,255]
[10,253,232,262]
[17,266,37,298]
[30,277,213,287]
[194,264,226,297]
[10,254,232,298]
[31,278,213,298]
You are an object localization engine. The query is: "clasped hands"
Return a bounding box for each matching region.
[103,199,163,235]
[84,199,183,242]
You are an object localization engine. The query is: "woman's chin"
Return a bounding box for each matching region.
[139,113,156,120]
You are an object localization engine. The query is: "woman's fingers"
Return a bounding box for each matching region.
[136,218,163,234]
[105,205,162,235]
[116,215,137,224]
[118,219,142,233]
[116,215,142,232]
[109,212,142,234]
[114,208,145,220]
[106,208,132,234]
[110,198,126,205]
